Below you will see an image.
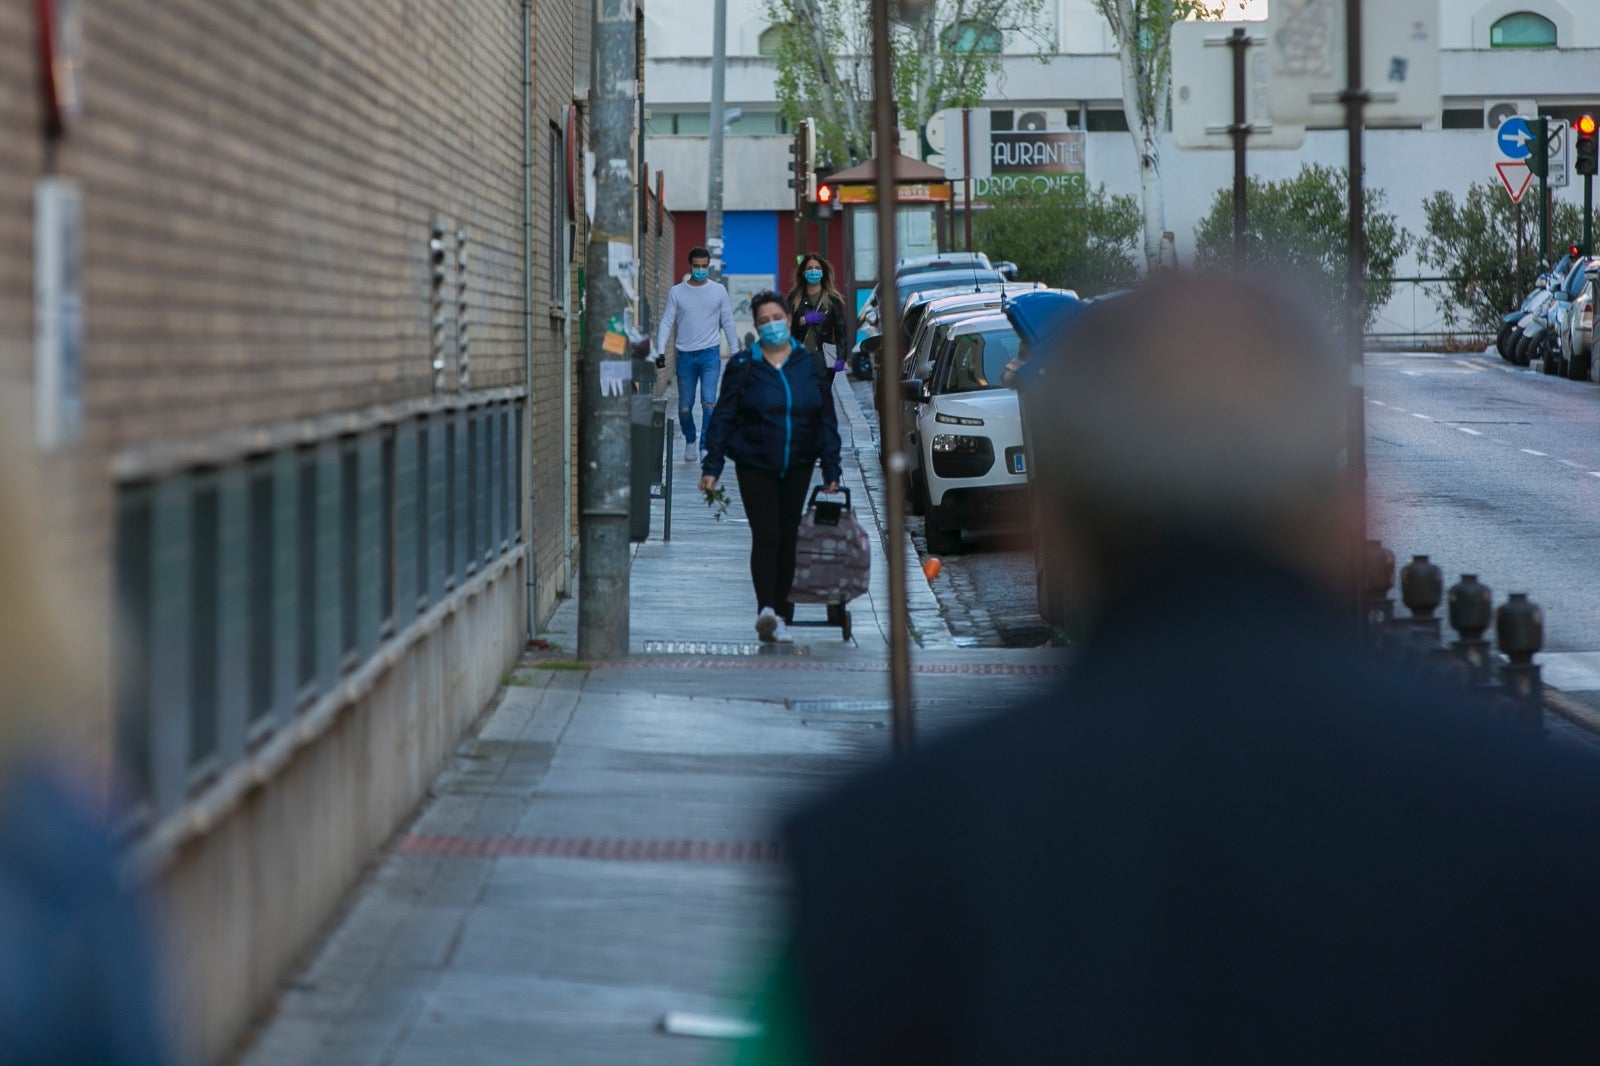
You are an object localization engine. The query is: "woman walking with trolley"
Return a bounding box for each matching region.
[701,292,842,643]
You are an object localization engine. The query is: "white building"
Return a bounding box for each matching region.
[644,0,1600,340]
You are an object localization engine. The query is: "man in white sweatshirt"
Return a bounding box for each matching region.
[656,246,741,461]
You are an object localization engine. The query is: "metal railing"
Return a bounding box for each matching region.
[1365,275,1504,350]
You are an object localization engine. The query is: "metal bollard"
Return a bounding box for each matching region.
[1364,539,1397,628]
[1399,555,1444,658]
[1447,574,1494,685]
[1496,592,1544,724]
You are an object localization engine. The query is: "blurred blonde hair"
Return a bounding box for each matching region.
[0,421,98,754]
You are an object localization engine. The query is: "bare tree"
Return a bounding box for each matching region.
[764,0,1050,168]
[1092,0,1221,269]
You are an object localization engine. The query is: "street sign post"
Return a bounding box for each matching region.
[1172,20,1306,150]
[1265,0,1440,129]
[1496,162,1534,204]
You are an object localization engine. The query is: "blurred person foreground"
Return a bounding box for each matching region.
[0,431,172,1065]
[751,276,1600,1064]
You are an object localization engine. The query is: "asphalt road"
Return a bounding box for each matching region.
[1367,350,1600,654]
[866,351,1600,661]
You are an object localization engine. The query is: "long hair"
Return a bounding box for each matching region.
[788,252,841,313]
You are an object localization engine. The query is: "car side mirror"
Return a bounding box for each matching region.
[860,335,883,357]
[900,379,927,402]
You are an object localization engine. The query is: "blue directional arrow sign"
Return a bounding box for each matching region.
[1498,117,1534,160]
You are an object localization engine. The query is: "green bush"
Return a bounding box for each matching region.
[972,183,1142,296]
[1193,164,1409,333]
[1418,182,1585,332]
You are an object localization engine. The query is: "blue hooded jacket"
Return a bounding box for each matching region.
[702,342,843,485]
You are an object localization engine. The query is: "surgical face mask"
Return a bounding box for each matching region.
[757,321,790,348]
[690,267,710,282]
[804,268,823,285]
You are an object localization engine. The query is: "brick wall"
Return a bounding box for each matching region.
[1,2,601,1054]
[0,0,600,673]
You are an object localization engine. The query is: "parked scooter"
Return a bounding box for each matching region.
[1499,252,1573,366]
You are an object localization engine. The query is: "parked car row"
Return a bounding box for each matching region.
[849,252,1017,379]
[853,249,1080,554]
[1496,250,1599,382]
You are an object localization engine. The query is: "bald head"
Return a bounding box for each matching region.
[1030,274,1353,584]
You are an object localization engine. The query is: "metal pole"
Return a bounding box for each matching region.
[578,0,638,660]
[870,0,914,754]
[1538,116,1550,267]
[1515,198,1524,294]
[1228,27,1250,266]
[962,106,974,253]
[706,0,728,280]
[1342,0,1368,618]
[522,0,538,643]
[1585,174,1594,255]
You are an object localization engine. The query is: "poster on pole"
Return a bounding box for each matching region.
[1265,0,1439,129]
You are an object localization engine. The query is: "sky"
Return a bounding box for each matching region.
[1218,0,1270,18]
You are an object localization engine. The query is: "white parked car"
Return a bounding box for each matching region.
[900,314,1028,553]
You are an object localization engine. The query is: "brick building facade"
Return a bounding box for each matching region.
[2,1,672,1057]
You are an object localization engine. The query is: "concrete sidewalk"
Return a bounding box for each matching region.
[239,375,1063,1065]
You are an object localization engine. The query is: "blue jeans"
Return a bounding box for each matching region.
[675,347,722,443]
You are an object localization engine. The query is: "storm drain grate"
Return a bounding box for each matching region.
[800,719,886,731]
[398,834,783,863]
[786,699,892,713]
[600,658,1068,675]
[641,640,812,657]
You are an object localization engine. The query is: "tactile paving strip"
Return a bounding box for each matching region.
[398,834,784,863]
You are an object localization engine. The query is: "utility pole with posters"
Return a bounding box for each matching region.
[578,0,640,660]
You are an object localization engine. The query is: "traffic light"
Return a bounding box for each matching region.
[813,182,835,221]
[1577,114,1598,177]
[788,118,817,196]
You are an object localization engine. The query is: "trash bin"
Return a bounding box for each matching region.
[630,393,667,542]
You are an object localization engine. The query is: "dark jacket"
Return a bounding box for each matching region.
[789,291,847,363]
[0,760,172,1065]
[703,343,842,484]
[782,553,1600,1064]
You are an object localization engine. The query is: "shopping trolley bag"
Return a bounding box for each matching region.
[790,486,871,607]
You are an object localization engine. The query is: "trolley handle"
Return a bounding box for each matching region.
[808,484,851,510]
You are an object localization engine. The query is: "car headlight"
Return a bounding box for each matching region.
[935,413,984,426]
[932,434,985,454]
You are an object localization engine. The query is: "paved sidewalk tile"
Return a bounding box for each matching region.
[241,370,1064,1064]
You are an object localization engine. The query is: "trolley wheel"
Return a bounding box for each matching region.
[826,603,843,625]
[840,609,853,642]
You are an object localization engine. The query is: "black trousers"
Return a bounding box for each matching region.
[735,464,814,621]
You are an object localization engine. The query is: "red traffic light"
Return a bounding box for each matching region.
[1578,114,1597,137]
[817,184,834,204]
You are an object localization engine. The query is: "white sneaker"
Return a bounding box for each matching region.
[683,440,697,462]
[773,618,794,643]
[755,607,778,643]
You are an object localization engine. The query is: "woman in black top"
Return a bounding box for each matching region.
[701,292,842,643]
[788,253,848,374]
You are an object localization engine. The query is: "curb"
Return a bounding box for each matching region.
[832,375,957,650]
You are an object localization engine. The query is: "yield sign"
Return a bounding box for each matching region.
[1496,161,1534,203]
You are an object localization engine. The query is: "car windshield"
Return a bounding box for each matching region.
[939,329,1022,393]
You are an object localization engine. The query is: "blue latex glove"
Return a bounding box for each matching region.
[801,310,825,326]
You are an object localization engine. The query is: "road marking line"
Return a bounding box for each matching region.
[1411,413,1433,420]
[1453,359,1485,371]
[1370,399,1386,406]
[1561,459,1582,468]
[1457,427,1481,436]
[1391,407,1409,414]
[1521,449,1548,457]
[1492,439,1510,445]
[1590,472,1600,479]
